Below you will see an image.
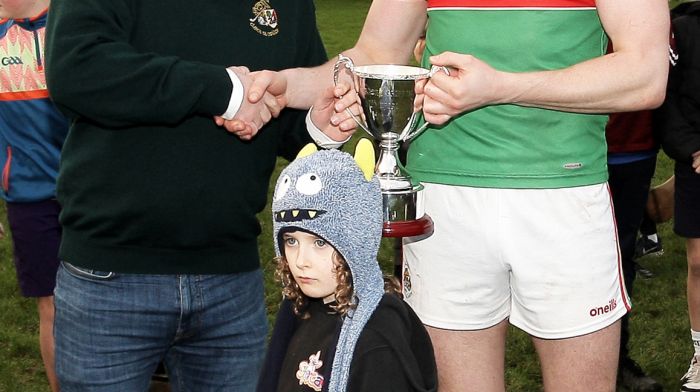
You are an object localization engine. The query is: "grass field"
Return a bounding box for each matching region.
[0,1,692,391]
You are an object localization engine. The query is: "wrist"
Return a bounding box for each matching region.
[306,108,350,149]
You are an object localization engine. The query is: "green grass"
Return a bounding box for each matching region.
[0,1,692,390]
[670,0,685,9]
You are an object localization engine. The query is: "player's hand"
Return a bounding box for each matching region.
[420,51,502,125]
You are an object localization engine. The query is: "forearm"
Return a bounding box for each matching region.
[439,0,666,115]
[497,48,668,113]
[500,0,668,113]
[280,65,333,109]
[282,0,426,109]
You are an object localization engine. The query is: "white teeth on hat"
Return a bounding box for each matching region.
[274,209,326,222]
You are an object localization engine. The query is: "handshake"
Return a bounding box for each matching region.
[213,52,475,143]
[213,66,360,142]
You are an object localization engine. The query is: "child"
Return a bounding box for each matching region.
[257,140,437,392]
[0,1,68,391]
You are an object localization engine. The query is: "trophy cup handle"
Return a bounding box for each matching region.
[333,54,355,85]
[404,115,430,141]
[403,65,451,141]
[332,54,373,138]
[427,64,450,78]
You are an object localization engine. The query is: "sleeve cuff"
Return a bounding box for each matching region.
[221,69,245,120]
[306,108,351,149]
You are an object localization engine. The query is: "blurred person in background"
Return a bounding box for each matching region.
[0,0,68,390]
[606,109,662,392]
[654,1,700,390]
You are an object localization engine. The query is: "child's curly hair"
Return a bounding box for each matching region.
[274,250,353,319]
[274,252,401,320]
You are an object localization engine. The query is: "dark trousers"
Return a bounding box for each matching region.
[608,155,657,361]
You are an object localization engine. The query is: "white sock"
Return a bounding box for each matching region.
[646,233,658,242]
[691,329,700,357]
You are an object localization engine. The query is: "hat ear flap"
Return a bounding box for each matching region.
[296,143,318,160]
[354,138,375,181]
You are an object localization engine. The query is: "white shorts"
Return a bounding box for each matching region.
[402,182,629,339]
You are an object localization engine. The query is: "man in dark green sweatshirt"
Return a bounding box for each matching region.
[44,0,340,390]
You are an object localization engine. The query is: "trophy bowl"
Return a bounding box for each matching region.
[333,55,445,223]
[352,64,431,141]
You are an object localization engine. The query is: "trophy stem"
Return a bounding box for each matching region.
[375,133,424,222]
[376,133,411,190]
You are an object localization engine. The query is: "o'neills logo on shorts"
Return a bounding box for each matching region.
[249,0,279,37]
[589,298,617,317]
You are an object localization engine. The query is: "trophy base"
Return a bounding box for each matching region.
[382,183,424,222]
[383,215,434,281]
[382,214,434,238]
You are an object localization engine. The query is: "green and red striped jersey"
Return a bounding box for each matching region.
[407,0,609,188]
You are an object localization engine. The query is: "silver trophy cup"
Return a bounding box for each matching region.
[333,54,444,223]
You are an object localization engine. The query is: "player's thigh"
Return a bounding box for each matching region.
[403,183,510,330]
[504,184,628,338]
[532,320,620,392]
[426,319,509,392]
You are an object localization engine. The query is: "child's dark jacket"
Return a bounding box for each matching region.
[257,294,438,392]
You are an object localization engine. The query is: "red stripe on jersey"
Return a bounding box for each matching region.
[0,90,50,101]
[428,0,595,8]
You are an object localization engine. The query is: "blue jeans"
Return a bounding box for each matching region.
[54,262,268,391]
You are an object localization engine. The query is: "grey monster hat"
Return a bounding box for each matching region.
[272,141,384,392]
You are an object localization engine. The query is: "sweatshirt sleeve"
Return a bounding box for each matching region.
[44,0,232,128]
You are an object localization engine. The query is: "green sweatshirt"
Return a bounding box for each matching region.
[44,0,327,274]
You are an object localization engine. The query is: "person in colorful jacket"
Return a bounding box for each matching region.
[0,0,68,390]
[244,0,670,390]
[43,0,348,390]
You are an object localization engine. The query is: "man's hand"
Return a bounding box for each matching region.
[246,70,288,108]
[692,151,700,174]
[311,82,362,141]
[418,52,502,125]
[214,67,286,141]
